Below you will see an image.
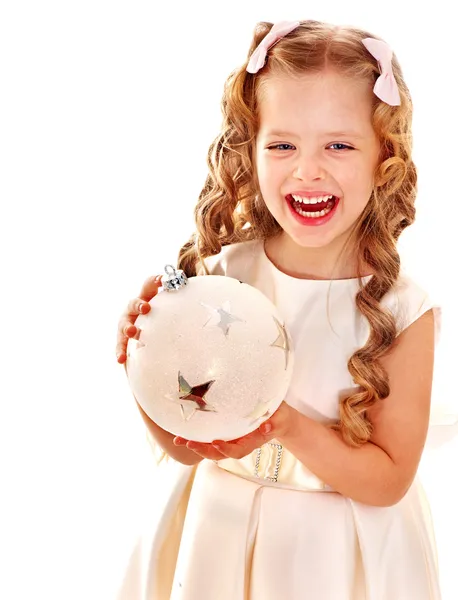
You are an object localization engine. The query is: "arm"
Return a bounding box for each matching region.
[116,279,203,466]
[135,400,204,466]
[277,309,436,507]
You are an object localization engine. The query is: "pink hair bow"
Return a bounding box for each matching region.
[246,20,301,74]
[361,37,401,106]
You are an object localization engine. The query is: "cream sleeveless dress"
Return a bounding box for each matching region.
[116,238,443,600]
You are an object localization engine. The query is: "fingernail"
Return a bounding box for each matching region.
[261,423,272,434]
[139,303,146,312]
[212,444,221,451]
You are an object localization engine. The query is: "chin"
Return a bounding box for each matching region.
[290,236,335,250]
[284,226,340,249]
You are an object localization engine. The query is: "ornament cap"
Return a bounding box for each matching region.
[162,264,188,292]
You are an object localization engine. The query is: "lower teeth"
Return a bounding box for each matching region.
[294,204,333,218]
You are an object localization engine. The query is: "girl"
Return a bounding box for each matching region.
[116,19,443,600]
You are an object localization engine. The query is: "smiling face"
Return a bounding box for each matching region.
[255,69,381,278]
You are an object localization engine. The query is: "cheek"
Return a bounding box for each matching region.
[256,160,276,194]
[258,157,286,189]
[343,164,374,197]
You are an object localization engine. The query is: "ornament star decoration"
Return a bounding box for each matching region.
[270,316,291,370]
[245,399,272,425]
[200,300,244,337]
[127,330,145,358]
[169,371,217,421]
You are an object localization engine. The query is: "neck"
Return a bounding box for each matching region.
[264,233,371,281]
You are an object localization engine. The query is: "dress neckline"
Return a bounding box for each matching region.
[258,239,374,284]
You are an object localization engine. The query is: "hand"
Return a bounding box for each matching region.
[173,401,295,461]
[116,275,163,364]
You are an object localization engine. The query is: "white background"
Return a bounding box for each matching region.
[1,1,457,598]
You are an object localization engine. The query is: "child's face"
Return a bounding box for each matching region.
[255,70,380,253]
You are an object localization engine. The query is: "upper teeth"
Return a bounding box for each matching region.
[291,194,333,204]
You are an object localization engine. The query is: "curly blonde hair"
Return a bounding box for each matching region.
[177,20,416,448]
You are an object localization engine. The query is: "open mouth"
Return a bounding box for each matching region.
[285,194,340,226]
[287,194,337,218]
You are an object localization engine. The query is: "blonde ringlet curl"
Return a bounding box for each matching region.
[177,20,417,448]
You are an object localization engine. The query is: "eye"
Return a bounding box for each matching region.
[267,144,295,151]
[328,143,354,151]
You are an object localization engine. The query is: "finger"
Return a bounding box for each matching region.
[120,275,162,331]
[115,338,128,364]
[173,436,187,446]
[212,422,275,459]
[211,439,260,460]
[259,402,294,439]
[185,441,227,461]
[116,304,143,353]
[116,276,162,363]
[117,351,127,365]
[115,322,138,363]
[117,296,152,335]
[137,274,163,302]
[126,297,151,319]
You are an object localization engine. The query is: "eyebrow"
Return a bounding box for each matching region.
[264,129,365,139]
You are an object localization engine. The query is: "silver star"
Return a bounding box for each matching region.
[166,372,217,421]
[200,301,244,337]
[245,400,272,426]
[270,317,291,370]
[127,332,145,357]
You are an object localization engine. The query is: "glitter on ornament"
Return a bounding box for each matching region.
[200,300,245,337]
[126,269,294,441]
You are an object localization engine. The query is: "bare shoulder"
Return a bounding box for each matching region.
[366,308,437,496]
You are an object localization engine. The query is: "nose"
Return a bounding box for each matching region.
[293,150,326,181]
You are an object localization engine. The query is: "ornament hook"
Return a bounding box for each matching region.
[162,264,188,292]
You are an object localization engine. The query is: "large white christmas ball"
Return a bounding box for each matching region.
[125,273,294,442]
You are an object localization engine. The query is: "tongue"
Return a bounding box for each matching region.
[292,197,335,212]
